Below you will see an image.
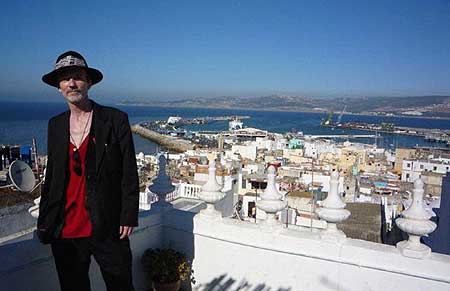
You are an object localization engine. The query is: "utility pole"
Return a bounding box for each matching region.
[32,138,40,182]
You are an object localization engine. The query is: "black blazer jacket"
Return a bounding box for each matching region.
[37,101,139,242]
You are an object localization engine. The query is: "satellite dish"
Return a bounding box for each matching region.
[8,160,36,192]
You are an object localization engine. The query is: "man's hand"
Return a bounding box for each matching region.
[119,226,134,239]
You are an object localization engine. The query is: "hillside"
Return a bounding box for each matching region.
[119,95,450,117]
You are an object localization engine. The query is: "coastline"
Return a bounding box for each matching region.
[116,103,450,121]
[131,124,194,153]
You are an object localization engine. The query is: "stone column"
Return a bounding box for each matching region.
[316,171,350,240]
[197,159,225,218]
[396,178,437,259]
[256,166,287,226]
[149,155,175,207]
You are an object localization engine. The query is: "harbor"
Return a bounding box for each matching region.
[131,124,195,153]
[321,113,450,147]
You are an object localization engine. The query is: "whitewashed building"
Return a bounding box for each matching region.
[401,159,450,182]
[231,144,257,161]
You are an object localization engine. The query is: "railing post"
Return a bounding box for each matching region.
[315,171,350,241]
[149,155,175,207]
[396,178,437,259]
[197,158,225,218]
[257,166,287,227]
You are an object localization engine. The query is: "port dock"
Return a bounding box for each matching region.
[131,124,194,153]
[323,122,450,146]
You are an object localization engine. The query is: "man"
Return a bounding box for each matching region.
[37,51,139,291]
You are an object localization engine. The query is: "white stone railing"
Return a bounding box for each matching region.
[2,197,450,291]
[165,189,179,202]
[5,158,447,291]
[164,183,202,202]
[169,209,450,291]
[178,183,202,200]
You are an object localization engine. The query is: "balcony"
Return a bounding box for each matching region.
[1,158,449,291]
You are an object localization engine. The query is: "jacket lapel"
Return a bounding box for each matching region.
[53,111,70,197]
[92,101,111,175]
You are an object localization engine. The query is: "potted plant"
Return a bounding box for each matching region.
[141,248,195,291]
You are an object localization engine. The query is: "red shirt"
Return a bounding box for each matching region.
[62,135,92,238]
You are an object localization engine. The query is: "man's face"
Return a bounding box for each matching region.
[57,68,91,104]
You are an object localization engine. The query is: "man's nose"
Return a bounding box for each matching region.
[68,78,77,87]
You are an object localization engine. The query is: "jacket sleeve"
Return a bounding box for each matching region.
[117,113,139,226]
[37,119,54,229]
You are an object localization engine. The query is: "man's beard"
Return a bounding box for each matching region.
[64,91,86,103]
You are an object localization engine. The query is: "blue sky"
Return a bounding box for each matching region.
[1,0,450,102]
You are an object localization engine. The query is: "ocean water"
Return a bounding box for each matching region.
[0,101,449,155]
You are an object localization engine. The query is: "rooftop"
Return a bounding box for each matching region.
[2,202,450,291]
[1,159,449,291]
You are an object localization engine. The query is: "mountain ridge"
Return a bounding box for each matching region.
[118,95,450,117]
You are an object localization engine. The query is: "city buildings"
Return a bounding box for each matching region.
[1,123,450,290]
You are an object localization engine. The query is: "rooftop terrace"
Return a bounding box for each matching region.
[1,157,449,291]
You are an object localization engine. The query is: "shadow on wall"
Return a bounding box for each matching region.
[196,273,292,291]
[319,275,351,291]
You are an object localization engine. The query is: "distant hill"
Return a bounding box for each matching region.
[119,95,450,117]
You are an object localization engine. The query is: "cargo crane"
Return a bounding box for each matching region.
[336,105,347,126]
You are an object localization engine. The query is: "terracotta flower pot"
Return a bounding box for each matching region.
[152,280,181,291]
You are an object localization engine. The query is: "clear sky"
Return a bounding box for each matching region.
[1,0,450,102]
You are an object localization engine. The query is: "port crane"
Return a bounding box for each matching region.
[336,105,347,125]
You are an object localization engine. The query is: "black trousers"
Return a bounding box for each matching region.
[51,237,134,291]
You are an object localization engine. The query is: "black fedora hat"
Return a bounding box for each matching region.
[42,51,103,87]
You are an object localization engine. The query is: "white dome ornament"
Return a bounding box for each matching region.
[315,171,350,241]
[149,155,175,207]
[395,178,437,259]
[197,159,225,218]
[256,166,287,227]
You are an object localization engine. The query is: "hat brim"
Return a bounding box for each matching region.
[42,66,103,87]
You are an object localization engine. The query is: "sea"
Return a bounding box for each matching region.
[1,101,449,155]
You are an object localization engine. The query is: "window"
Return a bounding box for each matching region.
[406,173,410,179]
[420,165,424,169]
[433,166,437,171]
[407,163,411,168]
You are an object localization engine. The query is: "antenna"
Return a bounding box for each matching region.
[0,160,37,192]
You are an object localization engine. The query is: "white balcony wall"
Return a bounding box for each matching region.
[2,205,450,291]
[163,210,450,291]
[0,209,165,291]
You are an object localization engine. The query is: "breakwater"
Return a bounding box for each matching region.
[131,124,194,153]
[323,122,450,144]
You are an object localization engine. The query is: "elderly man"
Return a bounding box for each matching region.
[38,51,139,291]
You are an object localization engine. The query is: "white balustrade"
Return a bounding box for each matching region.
[315,171,350,240]
[197,159,225,217]
[149,155,175,207]
[396,178,437,259]
[256,166,287,226]
[181,184,202,199]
